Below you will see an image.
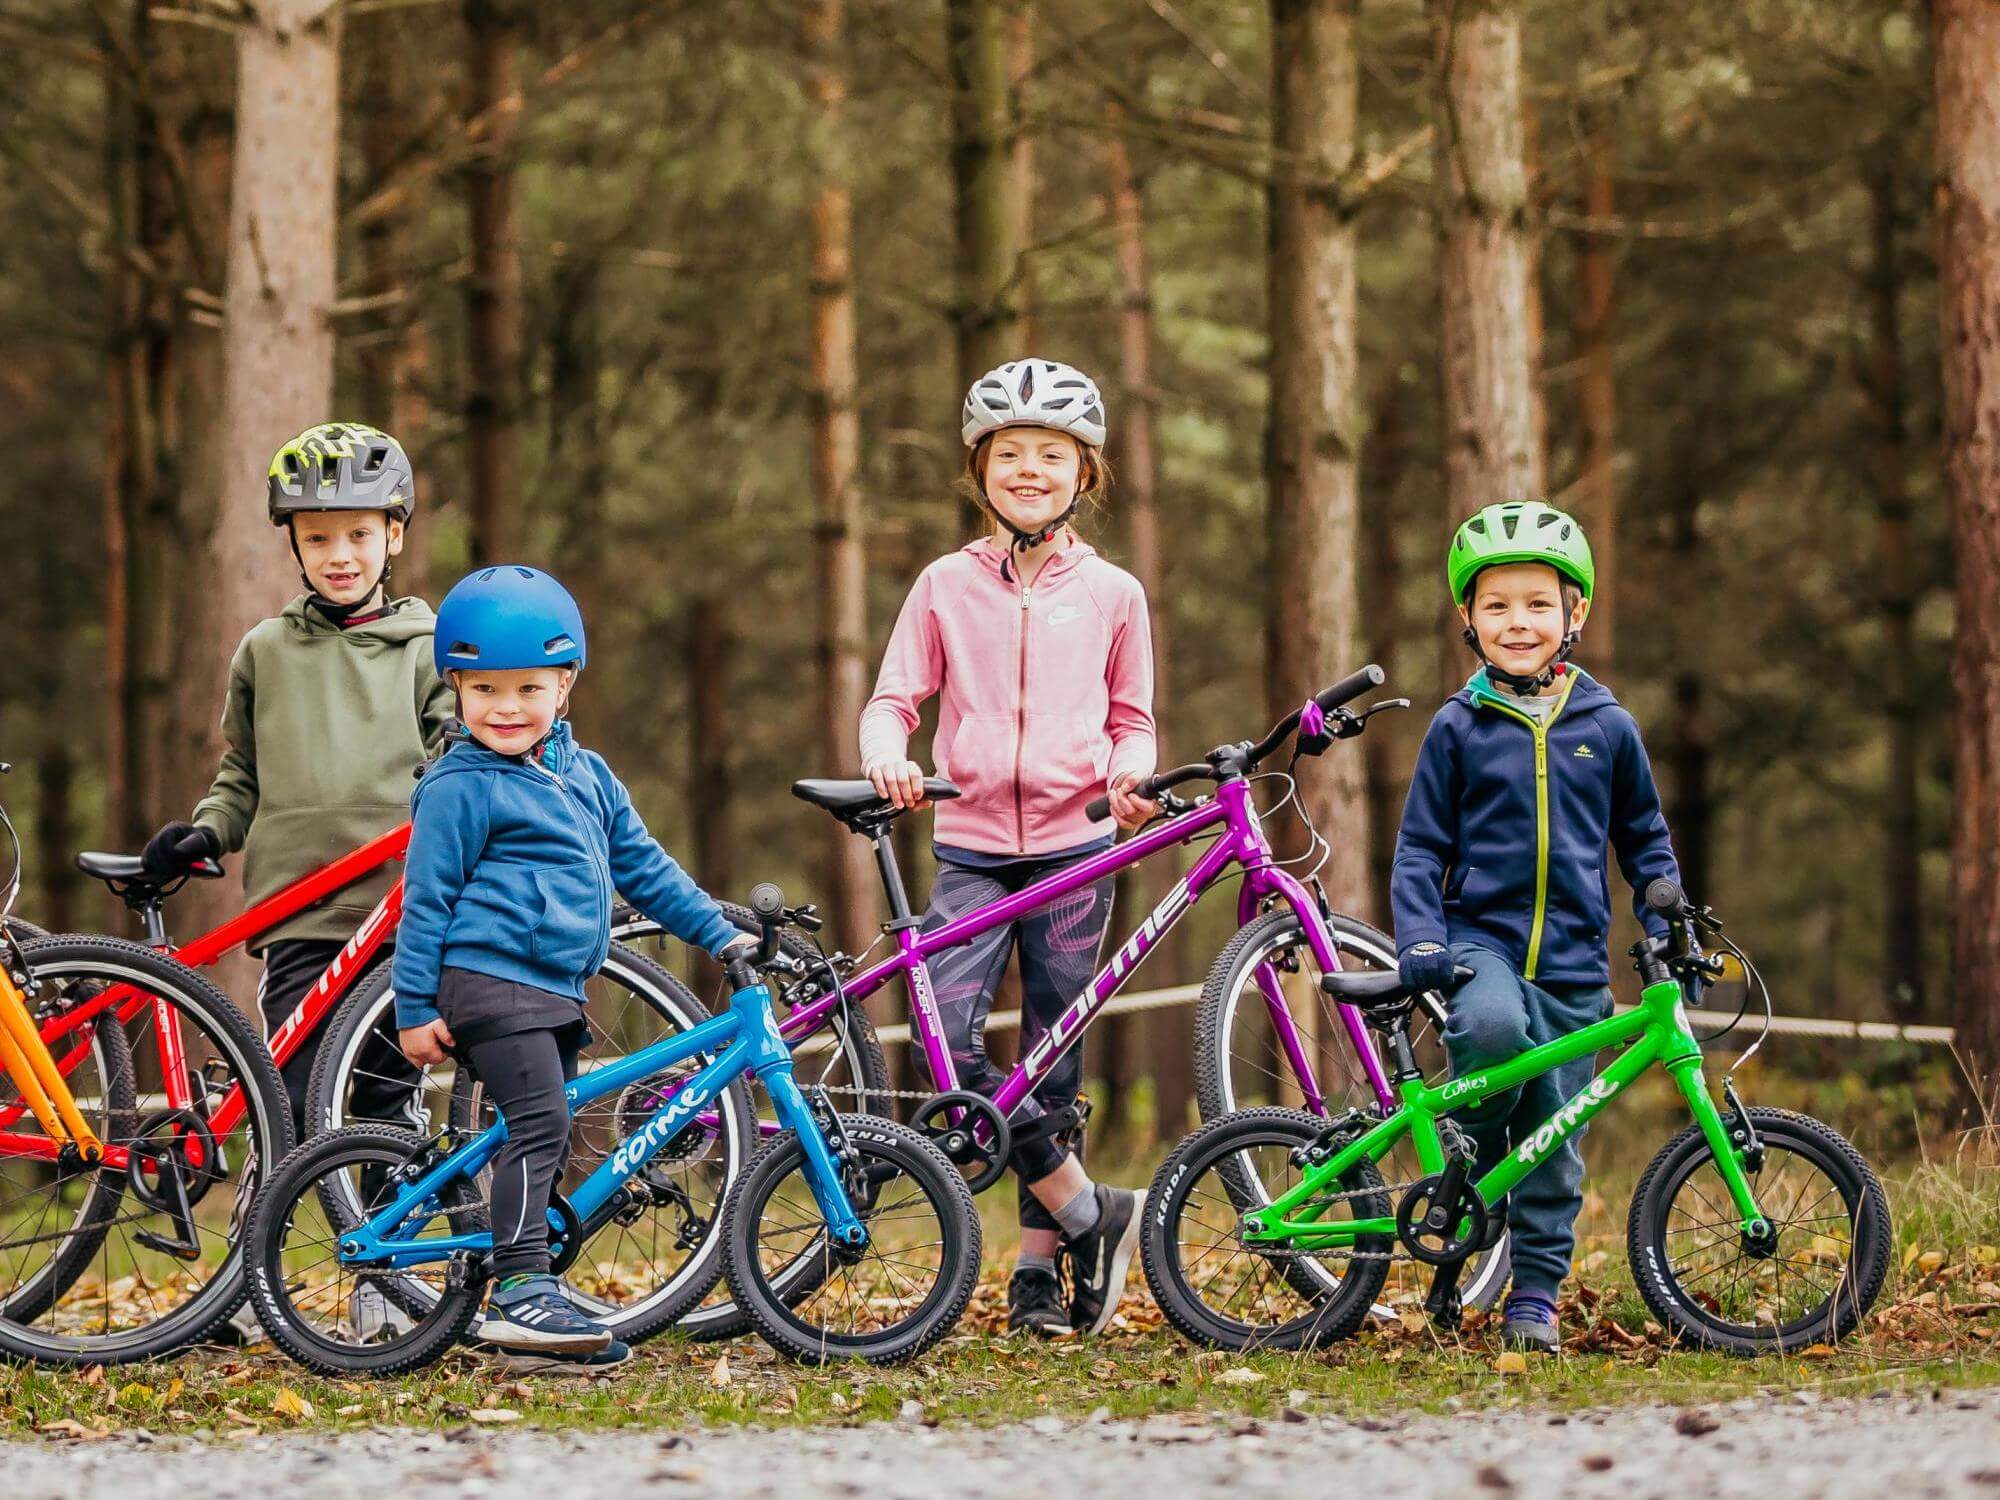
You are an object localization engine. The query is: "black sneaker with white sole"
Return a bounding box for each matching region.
[475,1276,612,1354]
[1007,1266,1074,1337]
[500,1338,633,1374]
[1064,1185,1143,1336]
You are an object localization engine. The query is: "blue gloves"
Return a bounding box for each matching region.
[1398,943,1459,995]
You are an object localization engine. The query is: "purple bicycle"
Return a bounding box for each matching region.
[658,664,1510,1324]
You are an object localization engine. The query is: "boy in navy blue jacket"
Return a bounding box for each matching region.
[392,565,752,1363]
[1392,502,1679,1353]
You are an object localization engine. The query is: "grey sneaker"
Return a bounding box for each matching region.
[1007,1266,1073,1337]
[500,1339,633,1374]
[347,1281,414,1341]
[1064,1185,1144,1336]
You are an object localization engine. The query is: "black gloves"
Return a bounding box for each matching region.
[1398,942,1459,995]
[141,821,222,881]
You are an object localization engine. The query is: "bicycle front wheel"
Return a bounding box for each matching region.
[1628,1106,1891,1354]
[1193,907,1509,1316]
[723,1116,980,1364]
[0,935,292,1365]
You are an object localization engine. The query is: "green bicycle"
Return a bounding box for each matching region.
[1141,880,1890,1354]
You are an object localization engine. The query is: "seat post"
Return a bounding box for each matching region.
[870,829,918,928]
[137,900,169,949]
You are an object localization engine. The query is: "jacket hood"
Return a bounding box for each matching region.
[1461,666,1618,718]
[281,593,438,645]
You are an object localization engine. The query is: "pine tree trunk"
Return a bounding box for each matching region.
[1863,158,1923,1024]
[1103,112,1172,1140]
[1432,0,1541,701]
[1006,5,1036,351]
[948,0,1028,529]
[1665,457,1712,901]
[546,257,607,747]
[463,0,523,566]
[1266,0,1368,922]
[35,748,78,934]
[1935,0,2000,1101]
[1362,375,1411,910]
[359,19,434,602]
[805,0,882,958]
[205,0,341,985]
[1574,128,1618,669]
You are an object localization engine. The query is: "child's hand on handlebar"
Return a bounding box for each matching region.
[1106,772,1159,832]
[866,758,931,810]
[399,1017,455,1067]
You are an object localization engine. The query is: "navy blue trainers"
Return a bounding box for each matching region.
[476,1275,612,1354]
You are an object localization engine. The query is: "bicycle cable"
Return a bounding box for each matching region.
[0,798,22,921]
[1713,931,1774,1084]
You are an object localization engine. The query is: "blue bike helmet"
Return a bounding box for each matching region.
[434,565,587,675]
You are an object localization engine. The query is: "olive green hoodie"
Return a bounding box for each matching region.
[192,595,455,951]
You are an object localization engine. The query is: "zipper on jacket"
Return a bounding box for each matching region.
[533,759,614,969]
[1472,673,1579,981]
[1013,584,1032,854]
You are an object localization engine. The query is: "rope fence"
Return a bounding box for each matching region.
[861,983,1957,1049]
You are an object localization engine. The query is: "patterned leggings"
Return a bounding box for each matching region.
[919,853,1115,1230]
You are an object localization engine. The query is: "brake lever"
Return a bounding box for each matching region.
[785,903,825,935]
[1327,698,1411,740]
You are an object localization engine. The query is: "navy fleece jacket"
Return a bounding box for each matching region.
[392,720,740,1028]
[1390,667,1681,985]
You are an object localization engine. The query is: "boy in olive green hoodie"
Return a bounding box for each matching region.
[144,423,455,1141]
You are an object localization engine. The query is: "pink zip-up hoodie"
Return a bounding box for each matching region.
[859,537,1157,857]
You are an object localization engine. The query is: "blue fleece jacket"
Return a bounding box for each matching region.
[391,720,740,1028]
[1390,667,1681,985]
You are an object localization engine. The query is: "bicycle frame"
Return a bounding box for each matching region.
[0,825,409,1162]
[775,777,1395,1139]
[339,978,865,1268]
[1245,967,1772,1249]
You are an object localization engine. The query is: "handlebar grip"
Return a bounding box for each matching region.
[1644,878,1685,917]
[1313,664,1387,714]
[1451,964,1476,987]
[748,882,786,921]
[1086,795,1111,823]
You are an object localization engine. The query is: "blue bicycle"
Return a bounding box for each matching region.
[246,885,981,1372]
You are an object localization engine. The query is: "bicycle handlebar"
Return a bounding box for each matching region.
[1085,664,1387,823]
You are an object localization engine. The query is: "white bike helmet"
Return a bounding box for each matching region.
[960,359,1108,449]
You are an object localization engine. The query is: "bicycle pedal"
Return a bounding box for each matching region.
[134,1229,201,1262]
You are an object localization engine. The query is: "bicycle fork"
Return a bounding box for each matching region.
[0,966,103,1164]
[744,983,868,1254]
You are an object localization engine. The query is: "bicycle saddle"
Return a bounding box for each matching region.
[791,777,961,827]
[75,851,224,895]
[1320,963,1473,1014]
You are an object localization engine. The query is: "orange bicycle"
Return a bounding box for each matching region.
[0,763,291,1365]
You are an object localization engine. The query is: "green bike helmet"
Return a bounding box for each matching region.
[268,422,415,525]
[1447,501,1594,604]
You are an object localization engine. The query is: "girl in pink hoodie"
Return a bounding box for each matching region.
[861,358,1157,1339]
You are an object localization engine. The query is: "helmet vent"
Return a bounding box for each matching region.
[1017,364,1036,401]
[544,634,578,656]
[1467,517,1486,536]
[449,641,480,660]
[1501,513,1520,539]
[1536,512,1558,529]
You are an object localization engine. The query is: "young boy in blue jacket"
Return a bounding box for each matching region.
[1391,502,1680,1354]
[391,565,753,1363]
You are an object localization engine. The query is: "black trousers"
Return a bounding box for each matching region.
[259,939,424,1141]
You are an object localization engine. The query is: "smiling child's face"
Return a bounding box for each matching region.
[291,511,403,604]
[981,426,1083,537]
[1462,562,1588,684]
[452,667,573,753]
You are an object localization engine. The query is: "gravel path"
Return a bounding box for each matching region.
[9,1386,1998,1498]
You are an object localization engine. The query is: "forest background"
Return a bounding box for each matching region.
[0,0,1993,1144]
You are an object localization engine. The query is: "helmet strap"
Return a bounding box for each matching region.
[1462,624,1579,694]
[992,501,1076,585]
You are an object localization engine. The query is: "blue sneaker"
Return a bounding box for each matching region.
[477,1275,612,1354]
[1502,1288,1560,1353]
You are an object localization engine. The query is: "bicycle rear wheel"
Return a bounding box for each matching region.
[0,935,292,1364]
[1193,907,1509,1316]
[246,1126,484,1377]
[1142,1108,1390,1351]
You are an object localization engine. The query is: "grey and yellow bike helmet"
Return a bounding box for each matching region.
[1448,501,1595,690]
[268,422,415,525]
